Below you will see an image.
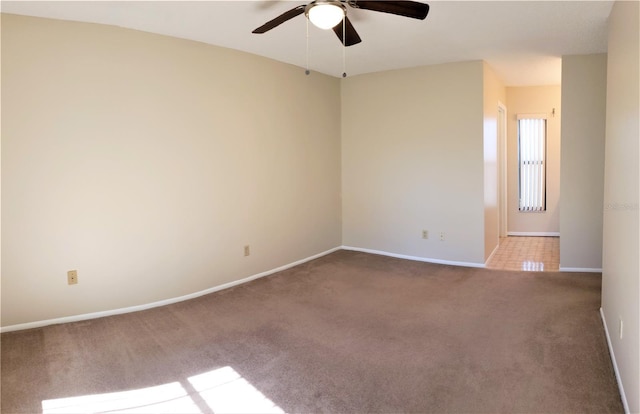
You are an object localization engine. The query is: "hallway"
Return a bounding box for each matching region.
[486,236,560,272]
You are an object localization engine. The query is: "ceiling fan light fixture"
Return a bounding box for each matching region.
[307,3,345,30]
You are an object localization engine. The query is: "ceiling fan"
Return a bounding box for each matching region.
[252,0,430,47]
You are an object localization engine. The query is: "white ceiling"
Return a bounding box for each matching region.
[1,1,614,85]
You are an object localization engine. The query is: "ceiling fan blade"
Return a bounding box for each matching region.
[252,4,306,34]
[332,16,362,46]
[352,1,429,20]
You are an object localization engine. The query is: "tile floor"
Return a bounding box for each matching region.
[486,236,560,272]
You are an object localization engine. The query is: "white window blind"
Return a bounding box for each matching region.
[518,116,546,212]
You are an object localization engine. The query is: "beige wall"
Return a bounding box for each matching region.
[341,61,486,265]
[560,54,607,271]
[506,86,561,234]
[1,14,342,327]
[483,62,506,260]
[601,1,640,412]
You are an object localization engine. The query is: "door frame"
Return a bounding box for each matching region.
[498,102,508,238]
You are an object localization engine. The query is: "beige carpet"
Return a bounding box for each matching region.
[1,250,623,413]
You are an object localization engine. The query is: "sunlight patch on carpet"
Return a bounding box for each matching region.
[188,366,284,414]
[41,382,199,413]
[41,366,283,414]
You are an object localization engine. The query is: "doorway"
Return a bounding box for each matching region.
[490,100,561,272]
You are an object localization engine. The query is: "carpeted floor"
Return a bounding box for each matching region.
[1,250,623,413]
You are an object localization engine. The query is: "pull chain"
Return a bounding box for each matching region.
[305,18,310,75]
[342,15,347,78]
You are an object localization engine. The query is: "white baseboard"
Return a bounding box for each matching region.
[507,231,560,237]
[341,245,485,268]
[600,308,630,414]
[559,267,603,273]
[0,246,342,333]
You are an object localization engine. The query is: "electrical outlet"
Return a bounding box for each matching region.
[244,245,250,257]
[619,317,624,339]
[440,232,445,241]
[422,230,429,239]
[67,270,78,285]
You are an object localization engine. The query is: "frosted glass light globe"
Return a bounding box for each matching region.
[308,4,344,30]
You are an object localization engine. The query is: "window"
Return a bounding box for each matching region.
[517,116,546,212]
